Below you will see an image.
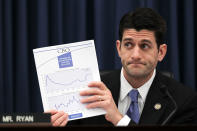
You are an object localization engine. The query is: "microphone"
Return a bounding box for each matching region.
[160,84,178,125]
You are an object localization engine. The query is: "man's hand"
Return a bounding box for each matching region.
[80,81,123,125]
[45,110,68,127]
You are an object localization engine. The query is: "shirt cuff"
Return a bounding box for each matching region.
[116,115,131,126]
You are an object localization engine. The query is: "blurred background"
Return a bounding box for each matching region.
[0,0,197,112]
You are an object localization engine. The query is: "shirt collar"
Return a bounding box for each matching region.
[120,68,156,103]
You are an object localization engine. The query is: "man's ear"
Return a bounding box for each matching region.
[158,44,167,62]
[116,40,121,57]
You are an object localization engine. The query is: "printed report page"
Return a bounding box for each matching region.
[33,40,106,121]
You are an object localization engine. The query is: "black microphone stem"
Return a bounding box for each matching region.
[161,86,178,125]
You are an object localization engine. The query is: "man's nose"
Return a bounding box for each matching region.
[131,47,141,60]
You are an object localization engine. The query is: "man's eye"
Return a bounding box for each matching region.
[124,43,132,48]
[141,44,149,49]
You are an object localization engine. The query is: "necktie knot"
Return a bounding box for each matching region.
[129,89,139,103]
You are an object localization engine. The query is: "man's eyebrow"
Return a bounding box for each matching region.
[123,38,133,42]
[141,39,152,44]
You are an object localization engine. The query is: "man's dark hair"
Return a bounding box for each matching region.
[119,8,167,48]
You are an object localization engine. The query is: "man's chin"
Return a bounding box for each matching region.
[126,70,149,78]
[129,73,145,78]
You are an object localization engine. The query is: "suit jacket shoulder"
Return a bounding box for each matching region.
[100,70,121,106]
[139,71,197,125]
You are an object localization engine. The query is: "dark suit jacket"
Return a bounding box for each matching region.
[68,70,197,126]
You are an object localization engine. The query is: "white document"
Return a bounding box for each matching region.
[33,40,106,121]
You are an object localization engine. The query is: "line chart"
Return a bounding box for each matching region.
[43,68,93,93]
[47,92,87,113]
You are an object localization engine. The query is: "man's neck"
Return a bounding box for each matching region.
[123,70,155,89]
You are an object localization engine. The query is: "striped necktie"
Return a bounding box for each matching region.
[126,90,140,124]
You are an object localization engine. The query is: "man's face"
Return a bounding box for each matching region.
[116,29,167,78]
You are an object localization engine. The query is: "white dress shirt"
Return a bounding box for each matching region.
[116,68,156,126]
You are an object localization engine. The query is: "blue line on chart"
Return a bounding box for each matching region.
[37,45,93,69]
[34,42,92,53]
[54,95,80,110]
[46,73,92,87]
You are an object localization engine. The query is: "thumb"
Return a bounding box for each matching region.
[44,109,58,115]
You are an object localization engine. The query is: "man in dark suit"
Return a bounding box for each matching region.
[47,8,197,126]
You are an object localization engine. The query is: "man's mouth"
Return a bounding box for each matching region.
[128,61,145,65]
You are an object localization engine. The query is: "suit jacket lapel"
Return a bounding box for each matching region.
[139,72,175,125]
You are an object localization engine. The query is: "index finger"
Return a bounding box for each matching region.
[44,109,58,115]
[88,81,107,90]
